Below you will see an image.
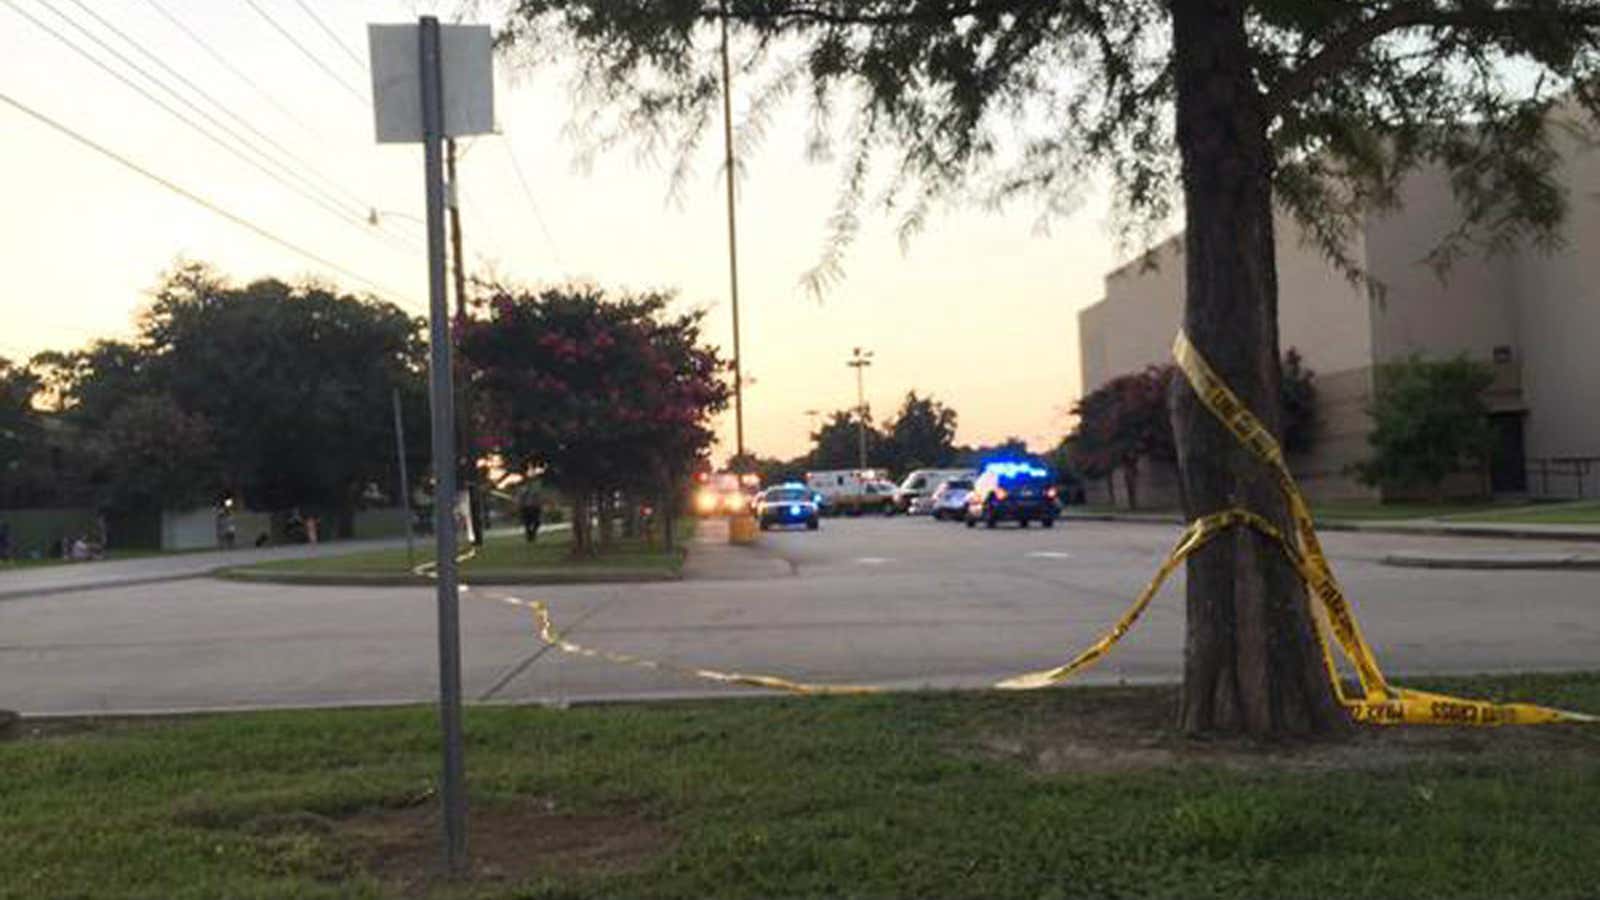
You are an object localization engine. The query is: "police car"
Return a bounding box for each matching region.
[964,460,1060,528]
[755,483,821,531]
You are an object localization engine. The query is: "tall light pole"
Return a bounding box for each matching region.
[719,3,746,461]
[847,347,873,470]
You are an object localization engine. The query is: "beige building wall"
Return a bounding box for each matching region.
[1364,166,1520,365]
[1510,107,1600,468]
[1077,211,1380,504]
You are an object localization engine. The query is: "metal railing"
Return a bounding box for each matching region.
[1526,457,1600,499]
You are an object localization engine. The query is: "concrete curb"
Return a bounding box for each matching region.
[215,565,684,588]
[1380,552,1600,571]
[1057,512,1600,543]
[0,571,206,603]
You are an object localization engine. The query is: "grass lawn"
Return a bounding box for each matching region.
[1308,500,1511,521]
[231,525,687,579]
[4,673,1598,899]
[1451,500,1600,525]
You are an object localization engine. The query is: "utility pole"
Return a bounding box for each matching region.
[392,388,415,569]
[446,137,482,546]
[847,347,873,470]
[719,3,745,462]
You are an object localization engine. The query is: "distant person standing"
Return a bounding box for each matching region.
[518,483,544,543]
[0,519,11,563]
[216,503,237,550]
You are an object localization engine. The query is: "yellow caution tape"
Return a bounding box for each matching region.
[522,596,879,696]
[418,364,1595,725]
[1002,330,1593,726]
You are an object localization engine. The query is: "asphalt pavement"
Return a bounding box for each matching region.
[3,517,1598,716]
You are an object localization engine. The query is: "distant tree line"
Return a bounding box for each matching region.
[2,263,430,544]
[729,391,1039,487]
[2,266,732,558]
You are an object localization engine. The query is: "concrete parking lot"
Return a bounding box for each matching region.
[3,517,1598,714]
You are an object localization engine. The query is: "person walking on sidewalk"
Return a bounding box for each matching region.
[518,482,544,544]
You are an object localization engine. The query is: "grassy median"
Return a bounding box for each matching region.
[225,525,689,583]
[4,672,1599,899]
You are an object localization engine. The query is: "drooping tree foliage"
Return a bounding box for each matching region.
[459,284,731,555]
[503,0,1600,736]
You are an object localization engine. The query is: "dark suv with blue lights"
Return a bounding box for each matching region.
[964,461,1059,528]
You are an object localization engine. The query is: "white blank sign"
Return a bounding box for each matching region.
[369,23,495,143]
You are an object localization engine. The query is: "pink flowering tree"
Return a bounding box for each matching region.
[459,284,730,556]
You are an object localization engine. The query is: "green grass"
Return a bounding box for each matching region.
[5,672,1599,899]
[233,525,687,579]
[1450,500,1600,525]
[1309,500,1510,521]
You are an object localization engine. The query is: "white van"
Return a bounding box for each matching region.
[893,468,975,514]
[805,469,895,516]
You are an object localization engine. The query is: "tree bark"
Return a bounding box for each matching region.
[1170,0,1348,738]
[570,491,594,558]
[597,491,616,549]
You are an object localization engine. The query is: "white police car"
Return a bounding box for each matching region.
[755,484,821,531]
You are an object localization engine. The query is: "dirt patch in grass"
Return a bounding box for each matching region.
[335,796,673,896]
[968,685,1600,775]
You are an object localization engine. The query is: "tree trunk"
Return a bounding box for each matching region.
[1123,460,1140,511]
[1170,0,1348,738]
[597,491,616,549]
[570,491,594,558]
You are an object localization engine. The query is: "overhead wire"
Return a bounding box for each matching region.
[239,0,370,107]
[138,0,323,142]
[60,0,420,254]
[499,133,568,272]
[289,0,367,72]
[3,0,419,257]
[0,90,422,310]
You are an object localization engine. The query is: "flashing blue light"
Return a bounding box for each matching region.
[789,504,803,516]
[983,461,1050,479]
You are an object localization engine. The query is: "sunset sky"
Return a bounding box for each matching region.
[0,0,1143,460]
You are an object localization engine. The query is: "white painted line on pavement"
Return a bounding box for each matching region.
[1027,551,1074,559]
[856,557,893,565]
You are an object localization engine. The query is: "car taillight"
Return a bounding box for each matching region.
[1046,486,1059,499]
[994,488,1008,501]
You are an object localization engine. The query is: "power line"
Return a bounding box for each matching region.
[499,134,567,271]
[240,0,369,107]
[5,0,417,256]
[139,0,323,142]
[0,90,422,309]
[289,0,366,72]
[62,0,418,253]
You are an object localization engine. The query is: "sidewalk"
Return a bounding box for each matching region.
[0,534,419,601]
[681,518,793,581]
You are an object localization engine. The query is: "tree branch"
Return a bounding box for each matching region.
[1266,1,1600,116]
[698,0,1055,28]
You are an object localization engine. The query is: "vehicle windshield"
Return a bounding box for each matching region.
[944,479,973,490]
[766,488,810,502]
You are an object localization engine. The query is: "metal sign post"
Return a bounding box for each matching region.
[369,16,493,877]
[420,16,467,876]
